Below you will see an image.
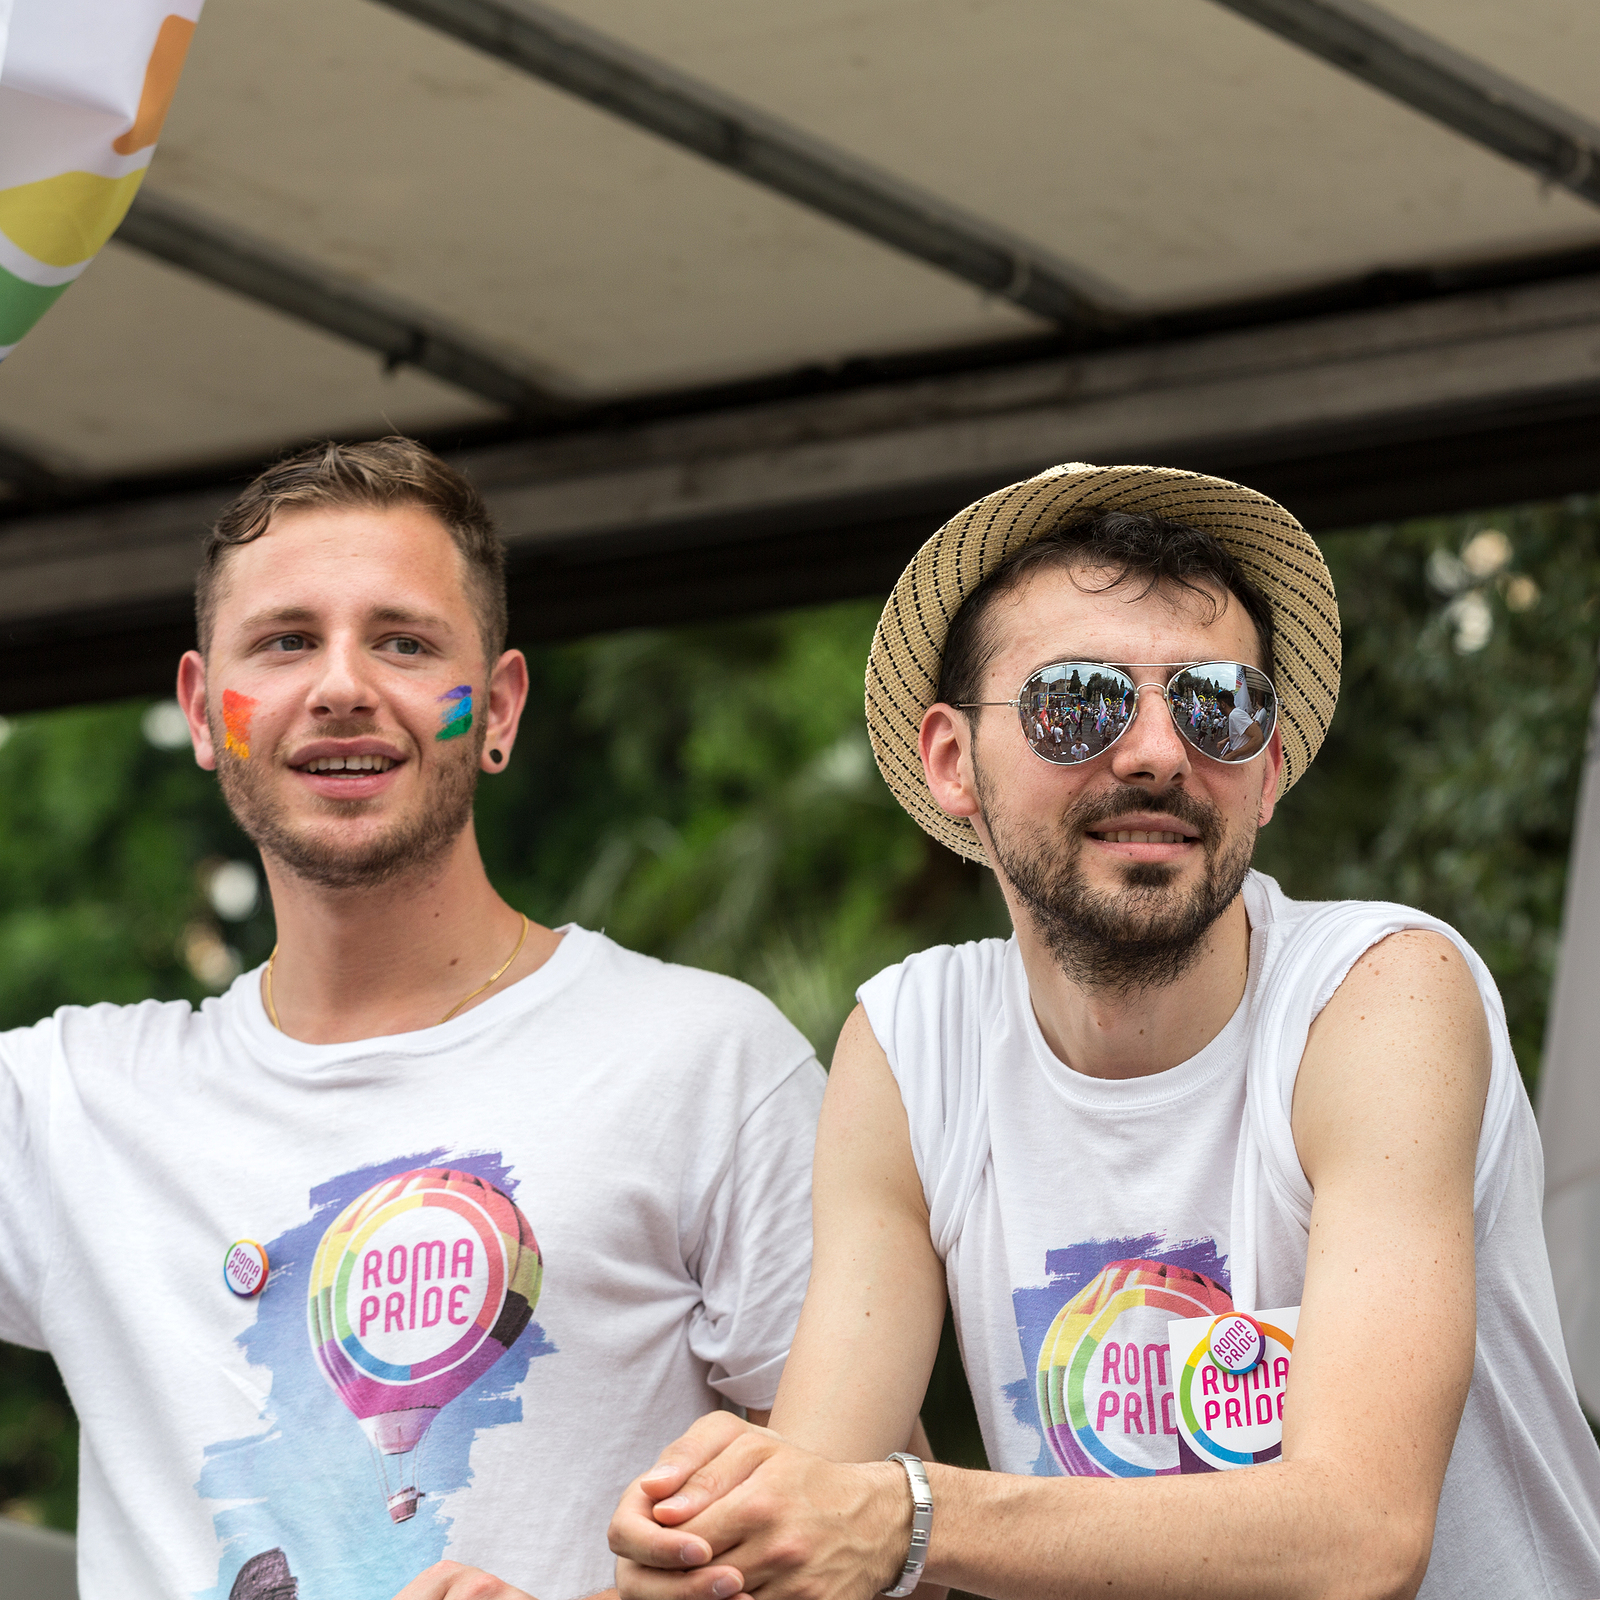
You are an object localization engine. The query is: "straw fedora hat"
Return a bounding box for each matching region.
[865,463,1341,863]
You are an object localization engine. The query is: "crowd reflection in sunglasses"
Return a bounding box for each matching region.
[1020,665,1275,766]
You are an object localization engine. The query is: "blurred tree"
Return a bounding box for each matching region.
[1252,498,1599,1087]
[1,495,1597,1524]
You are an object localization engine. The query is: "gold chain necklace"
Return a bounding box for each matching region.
[263,914,530,1033]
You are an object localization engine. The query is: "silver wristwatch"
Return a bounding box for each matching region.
[881,1452,933,1597]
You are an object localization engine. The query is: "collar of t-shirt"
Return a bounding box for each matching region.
[223,922,595,1079]
[1007,929,1258,1114]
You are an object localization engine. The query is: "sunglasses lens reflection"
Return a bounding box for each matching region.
[1018,665,1137,765]
[1164,663,1276,763]
[1014,661,1277,766]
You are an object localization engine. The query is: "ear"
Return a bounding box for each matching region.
[177,650,217,771]
[920,703,982,820]
[1256,727,1288,827]
[480,648,530,771]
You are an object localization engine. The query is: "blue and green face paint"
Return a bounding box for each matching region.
[436,685,473,741]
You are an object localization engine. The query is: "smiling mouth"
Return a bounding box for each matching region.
[297,755,398,774]
[1087,829,1196,844]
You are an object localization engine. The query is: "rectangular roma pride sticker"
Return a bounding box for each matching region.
[1166,1305,1299,1472]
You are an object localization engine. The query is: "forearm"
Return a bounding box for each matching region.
[922,1458,1427,1600]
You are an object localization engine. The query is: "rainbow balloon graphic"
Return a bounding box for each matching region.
[0,2,204,358]
[307,1167,542,1523]
[1036,1258,1232,1477]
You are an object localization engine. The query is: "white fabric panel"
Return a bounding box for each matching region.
[1540,680,1600,1415]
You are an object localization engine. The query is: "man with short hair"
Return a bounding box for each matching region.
[1216,688,1263,761]
[0,439,825,1600]
[609,464,1600,1599]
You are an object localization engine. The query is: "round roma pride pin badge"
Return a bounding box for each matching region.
[223,1239,269,1297]
[1207,1312,1264,1375]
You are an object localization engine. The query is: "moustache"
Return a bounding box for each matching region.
[1065,784,1221,843]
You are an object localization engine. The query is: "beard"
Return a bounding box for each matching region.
[214,716,480,891]
[976,765,1255,996]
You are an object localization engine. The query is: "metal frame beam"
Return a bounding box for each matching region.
[1212,0,1600,205]
[377,0,1117,334]
[118,190,573,416]
[0,434,63,500]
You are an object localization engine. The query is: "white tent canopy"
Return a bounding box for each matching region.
[3,0,1600,710]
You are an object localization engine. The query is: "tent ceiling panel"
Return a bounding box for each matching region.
[550,0,1600,310]
[146,0,1038,400]
[0,244,499,476]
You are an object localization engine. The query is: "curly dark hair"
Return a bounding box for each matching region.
[935,508,1276,713]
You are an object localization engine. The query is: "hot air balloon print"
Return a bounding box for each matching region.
[306,1167,542,1523]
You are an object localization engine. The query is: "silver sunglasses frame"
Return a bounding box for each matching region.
[959,659,1279,767]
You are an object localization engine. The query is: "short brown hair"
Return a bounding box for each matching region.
[196,437,508,664]
[936,508,1276,713]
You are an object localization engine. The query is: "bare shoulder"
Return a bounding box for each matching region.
[817,1003,927,1220]
[823,1002,904,1125]
[830,1000,888,1072]
[1311,928,1488,1049]
[1294,930,1491,1188]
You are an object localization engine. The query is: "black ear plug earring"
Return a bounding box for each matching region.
[490,749,503,764]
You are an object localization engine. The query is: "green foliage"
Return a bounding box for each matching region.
[2,495,1598,1524]
[0,704,274,1029]
[475,600,1008,1060]
[1254,499,1600,1088]
[0,1346,75,1528]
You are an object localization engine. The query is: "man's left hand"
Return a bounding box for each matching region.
[391,1561,540,1600]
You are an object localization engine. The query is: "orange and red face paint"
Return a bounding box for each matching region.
[222,690,257,760]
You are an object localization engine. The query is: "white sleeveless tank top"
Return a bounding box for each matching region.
[858,871,1600,1597]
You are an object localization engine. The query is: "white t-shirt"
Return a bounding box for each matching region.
[0,926,825,1600]
[859,872,1600,1598]
[1224,707,1253,751]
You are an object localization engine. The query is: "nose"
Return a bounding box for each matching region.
[1107,680,1191,790]
[308,632,379,720]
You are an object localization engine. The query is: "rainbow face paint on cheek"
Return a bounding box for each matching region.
[436,685,472,741]
[222,690,257,760]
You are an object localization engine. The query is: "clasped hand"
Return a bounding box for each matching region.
[609,1414,910,1600]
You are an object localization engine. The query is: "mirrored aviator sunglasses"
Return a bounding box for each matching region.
[965,661,1278,767]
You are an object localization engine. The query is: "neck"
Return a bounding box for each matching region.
[259,825,560,1044]
[1011,892,1251,1080]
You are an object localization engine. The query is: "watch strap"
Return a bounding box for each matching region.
[880,1452,933,1597]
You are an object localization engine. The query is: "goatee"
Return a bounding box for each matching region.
[979,775,1255,995]
[213,718,479,890]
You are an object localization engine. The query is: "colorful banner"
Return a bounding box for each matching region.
[0,0,203,357]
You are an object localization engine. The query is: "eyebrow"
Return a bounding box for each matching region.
[1026,657,1205,676]
[369,606,454,633]
[238,606,318,632]
[235,605,455,634]
[1024,656,1260,676]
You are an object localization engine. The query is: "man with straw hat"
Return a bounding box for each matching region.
[610,464,1600,1599]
